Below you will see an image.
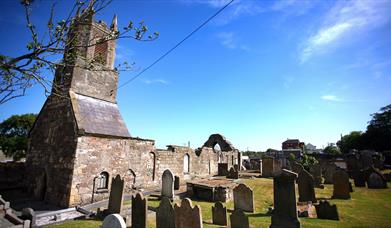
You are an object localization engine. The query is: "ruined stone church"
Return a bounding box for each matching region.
[26,8,240,207]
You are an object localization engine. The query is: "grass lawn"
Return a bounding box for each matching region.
[47,178,391,228]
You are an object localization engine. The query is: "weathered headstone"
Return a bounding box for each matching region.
[162,169,174,199]
[102,214,126,228]
[226,167,239,179]
[20,207,36,226]
[108,174,125,214]
[332,170,351,199]
[262,156,275,177]
[218,163,229,176]
[233,183,254,212]
[367,171,387,189]
[230,209,249,228]
[212,201,227,226]
[352,170,366,187]
[297,169,317,203]
[174,198,203,228]
[324,163,338,184]
[156,197,175,228]
[315,200,339,220]
[174,176,180,190]
[310,163,323,188]
[270,169,300,228]
[132,192,147,228]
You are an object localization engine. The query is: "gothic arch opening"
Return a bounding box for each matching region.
[184,153,190,173]
[147,152,156,181]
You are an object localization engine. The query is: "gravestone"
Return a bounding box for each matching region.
[212,201,227,226]
[162,169,174,199]
[367,171,387,189]
[270,169,300,228]
[174,176,180,190]
[297,169,317,203]
[108,174,125,214]
[324,163,337,184]
[310,163,323,188]
[20,207,36,226]
[102,214,126,228]
[352,170,366,187]
[233,183,254,212]
[156,197,175,228]
[262,156,275,177]
[315,200,339,220]
[174,198,203,228]
[226,167,239,179]
[230,209,249,228]
[218,163,229,176]
[332,170,351,199]
[132,192,147,228]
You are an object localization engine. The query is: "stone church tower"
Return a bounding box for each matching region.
[26,6,131,207]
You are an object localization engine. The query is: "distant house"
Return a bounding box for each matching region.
[282,139,305,150]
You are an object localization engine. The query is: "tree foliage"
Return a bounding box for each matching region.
[323,144,341,156]
[0,0,158,104]
[298,152,318,171]
[0,113,37,160]
[337,131,364,154]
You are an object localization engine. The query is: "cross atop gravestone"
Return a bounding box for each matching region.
[212,201,227,226]
[230,209,249,228]
[162,169,174,199]
[270,169,300,228]
[332,170,351,199]
[156,197,175,228]
[233,183,254,212]
[132,192,147,228]
[174,198,203,228]
[297,169,317,203]
[108,174,125,215]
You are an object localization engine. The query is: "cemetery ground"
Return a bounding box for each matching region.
[48,177,391,228]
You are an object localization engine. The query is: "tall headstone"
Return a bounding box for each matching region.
[226,167,239,179]
[162,169,174,199]
[315,200,339,220]
[102,214,126,228]
[324,163,337,184]
[352,170,366,187]
[108,174,125,214]
[297,169,317,203]
[131,192,147,228]
[156,197,175,228]
[332,170,351,199]
[270,169,300,228]
[174,198,203,228]
[233,184,254,212]
[230,209,249,228]
[212,201,227,226]
[218,163,229,176]
[262,156,275,177]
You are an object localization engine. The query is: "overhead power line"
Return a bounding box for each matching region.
[118,0,235,89]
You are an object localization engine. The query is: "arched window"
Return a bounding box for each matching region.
[184,154,190,173]
[213,143,221,152]
[96,172,109,190]
[148,152,156,181]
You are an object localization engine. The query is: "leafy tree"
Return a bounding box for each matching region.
[363,104,391,151]
[323,144,342,156]
[337,131,364,154]
[298,152,318,171]
[0,0,158,104]
[0,113,37,160]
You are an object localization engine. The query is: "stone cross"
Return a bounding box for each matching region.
[332,170,351,199]
[297,169,317,203]
[162,169,174,199]
[315,200,339,220]
[233,183,254,212]
[131,192,147,228]
[212,201,227,226]
[230,209,249,228]
[270,169,300,228]
[102,214,126,228]
[156,197,175,228]
[108,174,125,214]
[174,198,203,228]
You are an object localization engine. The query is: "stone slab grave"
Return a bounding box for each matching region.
[102,213,126,228]
[230,209,249,228]
[218,163,229,176]
[186,178,237,202]
[174,198,203,228]
[156,197,175,228]
[233,183,254,212]
[132,192,147,228]
[270,169,300,228]
[297,169,317,203]
[108,174,125,215]
[162,169,174,199]
[365,167,387,189]
[212,201,227,226]
[332,170,351,199]
[324,163,338,184]
[226,167,239,179]
[315,200,339,220]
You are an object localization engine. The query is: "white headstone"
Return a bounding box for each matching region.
[102,214,126,228]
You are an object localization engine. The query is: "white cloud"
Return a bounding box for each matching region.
[142,79,168,85]
[321,95,341,102]
[300,0,391,63]
[216,31,249,51]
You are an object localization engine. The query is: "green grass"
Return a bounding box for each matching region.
[47,178,391,228]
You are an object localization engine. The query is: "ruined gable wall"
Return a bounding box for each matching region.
[26,95,78,207]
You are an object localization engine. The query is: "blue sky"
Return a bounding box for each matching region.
[1,0,390,151]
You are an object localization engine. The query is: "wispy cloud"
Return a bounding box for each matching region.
[142,79,169,85]
[321,95,341,102]
[216,32,249,51]
[300,0,391,63]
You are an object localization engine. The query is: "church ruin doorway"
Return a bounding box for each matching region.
[184,154,190,173]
